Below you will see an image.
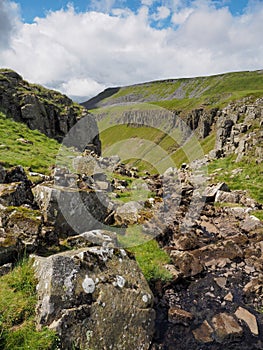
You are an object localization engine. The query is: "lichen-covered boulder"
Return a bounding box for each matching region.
[32,247,155,350]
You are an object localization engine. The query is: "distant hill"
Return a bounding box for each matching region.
[81,70,263,173]
[82,70,263,111]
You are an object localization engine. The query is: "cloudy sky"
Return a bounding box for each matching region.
[0,0,263,101]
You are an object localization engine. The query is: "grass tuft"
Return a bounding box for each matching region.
[0,258,57,350]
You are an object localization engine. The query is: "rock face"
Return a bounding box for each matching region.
[0,69,101,154]
[213,97,263,162]
[33,245,155,350]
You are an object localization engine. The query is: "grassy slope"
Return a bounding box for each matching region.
[0,111,61,174]
[208,155,263,205]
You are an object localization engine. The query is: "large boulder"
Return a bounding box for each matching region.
[32,183,114,237]
[114,201,144,226]
[33,246,155,350]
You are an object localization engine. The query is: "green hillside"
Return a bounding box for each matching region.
[0,111,60,174]
[84,70,263,173]
[85,70,263,111]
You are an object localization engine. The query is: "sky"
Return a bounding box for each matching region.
[0,0,263,101]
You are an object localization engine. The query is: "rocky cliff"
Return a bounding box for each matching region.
[0,69,101,154]
[213,97,263,162]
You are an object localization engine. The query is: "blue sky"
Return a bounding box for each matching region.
[17,0,250,24]
[0,0,262,100]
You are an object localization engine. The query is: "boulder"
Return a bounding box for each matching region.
[168,307,194,325]
[203,183,230,202]
[32,247,155,350]
[0,182,33,206]
[114,201,143,226]
[241,215,263,233]
[212,313,243,343]
[32,183,114,237]
[0,165,34,206]
[170,250,204,277]
[65,229,118,248]
[215,190,241,204]
[235,307,258,336]
[192,320,213,343]
[0,205,42,265]
[4,165,29,184]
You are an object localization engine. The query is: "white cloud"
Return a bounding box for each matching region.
[0,0,20,49]
[60,78,106,98]
[171,8,193,25]
[90,0,117,13]
[141,0,154,6]
[152,6,171,21]
[0,1,263,100]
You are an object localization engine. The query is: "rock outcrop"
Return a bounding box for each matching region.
[0,69,101,154]
[213,97,263,162]
[33,245,155,350]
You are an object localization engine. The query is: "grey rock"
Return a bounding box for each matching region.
[32,247,155,350]
[212,313,243,343]
[203,182,230,202]
[115,201,143,226]
[33,183,114,237]
[66,229,118,248]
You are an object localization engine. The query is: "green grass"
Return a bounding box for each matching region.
[118,225,172,282]
[251,210,263,221]
[99,123,215,173]
[0,111,61,174]
[0,258,57,350]
[208,155,263,204]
